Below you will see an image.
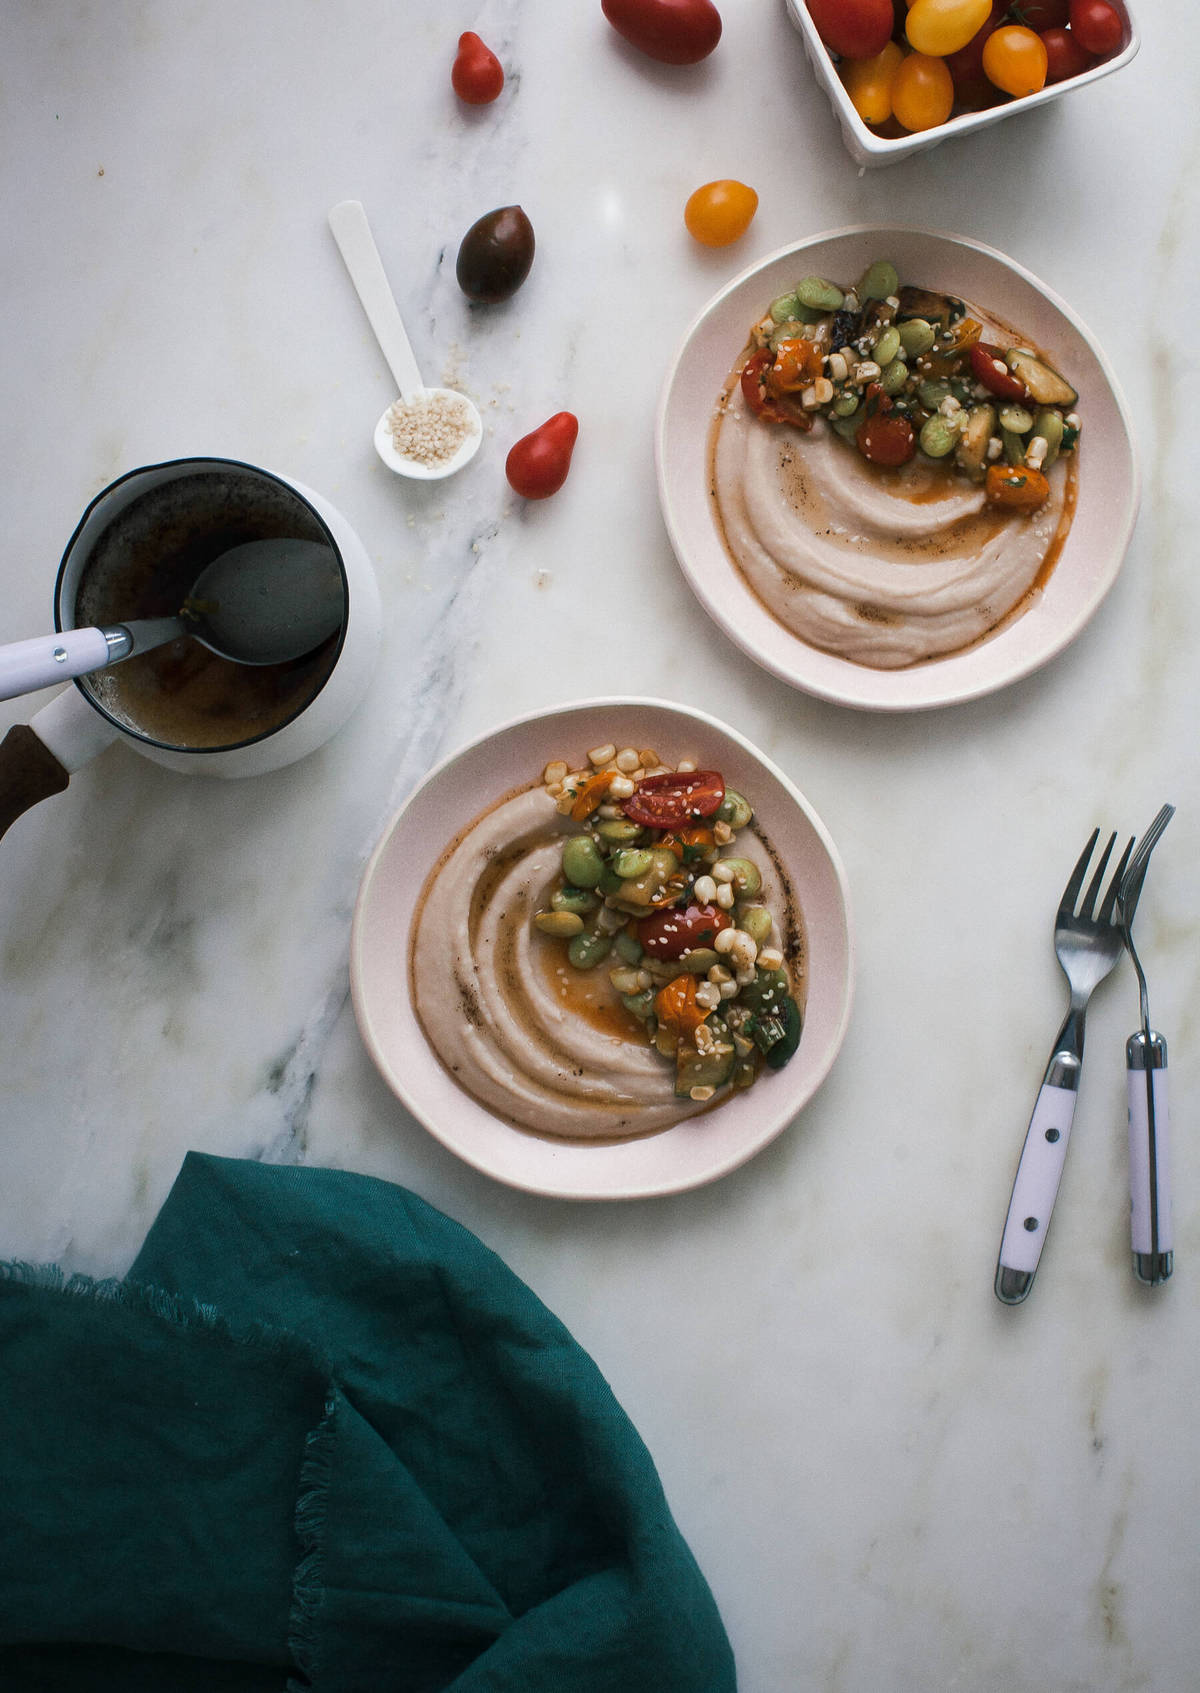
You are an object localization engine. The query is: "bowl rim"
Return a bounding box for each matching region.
[350,694,855,1200]
[783,0,1142,162]
[654,222,1140,712]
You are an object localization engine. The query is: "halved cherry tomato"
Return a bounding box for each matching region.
[654,974,709,1036]
[767,337,825,394]
[968,341,1031,402]
[569,769,617,821]
[1068,0,1122,55]
[985,463,1051,511]
[1040,24,1093,81]
[658,825,715,862]
[637,902,732,959]
[622,769,725,828]
[807,0,894,58]
[982,24,1048,96]
[855,386,916,466]
[740,349,813,429]
[890,50,954,130]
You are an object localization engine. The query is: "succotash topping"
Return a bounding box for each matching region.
[740,257,1081,513]
[535,745,802,1105]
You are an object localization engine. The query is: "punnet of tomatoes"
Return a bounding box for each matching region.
[802,0,1129,140]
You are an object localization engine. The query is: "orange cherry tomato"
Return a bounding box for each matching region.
[653,974,709,1038]
[684,179,758,247]
[985,463,1051,511]
[568,769,617,822]
[451,32,504,104]
[840,40,905,126]
[905,0,992,57]
[982,24,1048,95]
[767,338,825,394]
[890,51,954,130]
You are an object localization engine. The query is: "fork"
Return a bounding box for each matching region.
[1119,804,1175,1286]
[995,827,1135,1305]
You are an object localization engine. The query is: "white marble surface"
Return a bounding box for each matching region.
[3,3,1199,1687]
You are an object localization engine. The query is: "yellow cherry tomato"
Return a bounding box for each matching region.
[905,0,992,56]
[841,41,905,128]
[684,179,758,248]
[982,25,1049,97]
[890,51,954,131]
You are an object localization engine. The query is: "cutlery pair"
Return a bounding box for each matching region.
[995,806,1175,1305]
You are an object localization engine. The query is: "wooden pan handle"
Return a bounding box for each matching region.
[0,724,70,841]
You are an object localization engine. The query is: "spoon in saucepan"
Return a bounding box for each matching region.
[328,199,482,480]
[0,538,345,703]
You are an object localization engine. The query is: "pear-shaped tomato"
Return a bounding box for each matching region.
[451,32,504,104]
[505,413,579,500]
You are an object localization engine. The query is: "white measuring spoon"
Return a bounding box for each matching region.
[328,200,482,481]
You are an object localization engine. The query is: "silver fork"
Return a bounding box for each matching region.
[1119,804,1175,1287]
[995,827,1135,1305]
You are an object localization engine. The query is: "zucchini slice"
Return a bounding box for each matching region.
[1004,348,1078,407]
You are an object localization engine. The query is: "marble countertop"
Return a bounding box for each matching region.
[3,3,1199,1687]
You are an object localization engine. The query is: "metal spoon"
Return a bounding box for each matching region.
[0,538,345,702]
[1118,803,1175,1286]
[328,199,482,481]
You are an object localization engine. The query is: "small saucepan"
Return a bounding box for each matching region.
[0,457,382,842]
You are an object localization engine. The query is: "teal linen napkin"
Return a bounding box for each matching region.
[0,1153,736,1692]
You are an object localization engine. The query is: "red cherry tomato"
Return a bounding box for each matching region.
[806,0,895,59]
[600,0,722,65]
[637,902,732,960]
[622,770,725,828]
[1041,25,1093,80]
[968,342,1031,401]
[942,1,1005,90]
[1018,0,1070,25]
[1068,0,1123,55]
[505,413,579,500]
[451,32,504,103]
[856,410,916,466]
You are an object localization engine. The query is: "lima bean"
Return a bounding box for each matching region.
[873,326,901,368]
[717,789,753,829]
[796,275,844,314]
[561,834,604,888]
[567,930,613,970]
[551,885,599,916]
[533,910,584,938]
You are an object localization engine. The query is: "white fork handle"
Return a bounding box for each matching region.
[1127,1032,1172,1283]
[995,1082,1079,1303]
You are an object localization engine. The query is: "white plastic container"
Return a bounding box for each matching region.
[784,0,1140,168]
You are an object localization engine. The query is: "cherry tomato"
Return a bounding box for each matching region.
[767,338,825,394]
[622,770,725,828]
[942,3,1005,99]
[967,342,1031,402]
[740,349,812,428]
[1018,0,1070,25]
[601,0,722,65]
[856,409,916,466]
[806,0,895,59]
[505,412,579,500]
[456,206,535,303]
[982,24,1048,95]
[985,463,1051,511]
[684,179,758,247]
[1040,24,1093,81]
[841,40,905,126]
[890,50,954,130]
[451,32,504,104]
[906,0,992,58]
[1068,0,1122,55]
[637,902,732,960]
